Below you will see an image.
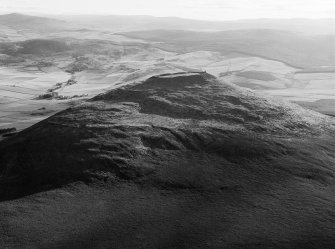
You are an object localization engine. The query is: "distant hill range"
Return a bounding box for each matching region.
[1,13,335,34]
[0,13,334,69]
[56,14,335,34]
[121,29,335,69]
[0,13,75,32]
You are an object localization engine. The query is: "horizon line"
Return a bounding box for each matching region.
[1,11,335,22]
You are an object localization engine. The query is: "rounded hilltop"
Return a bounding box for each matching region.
[1,72,335,248]
[1,71,334,197]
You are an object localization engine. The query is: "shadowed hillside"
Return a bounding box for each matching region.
[1,72,335,248]
[0,39,70,55]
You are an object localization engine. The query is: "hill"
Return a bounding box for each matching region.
[122,29,335,69]
[1,72,335,248]
[0,13,72,32]
[59,15,335,34]
[0,39,70,55]
[2,13,335,35]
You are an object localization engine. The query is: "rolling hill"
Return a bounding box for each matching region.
[2,13,334,35]
[1,72,335,248]
[57,14,335,34]
[0,13,72,32]
[0,39,70,55]
[122,29,335,69]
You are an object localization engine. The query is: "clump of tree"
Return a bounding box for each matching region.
[36,92,58,100]
[46,83,62,93]
[65,56,101,73]
[36,92,88,100]
[0,127,16,135]
[55,94,88,100]
[65,76,77,86]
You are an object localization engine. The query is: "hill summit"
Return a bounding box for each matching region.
[1,71,334,196]
[1,72,335,248]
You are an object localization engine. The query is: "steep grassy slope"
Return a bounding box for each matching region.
[1,72,335,248]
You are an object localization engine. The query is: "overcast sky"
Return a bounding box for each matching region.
[0,0,334,20]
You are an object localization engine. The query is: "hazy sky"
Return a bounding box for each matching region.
[0,0,334,20]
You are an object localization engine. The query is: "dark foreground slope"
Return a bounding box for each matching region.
[1,72,335,248]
